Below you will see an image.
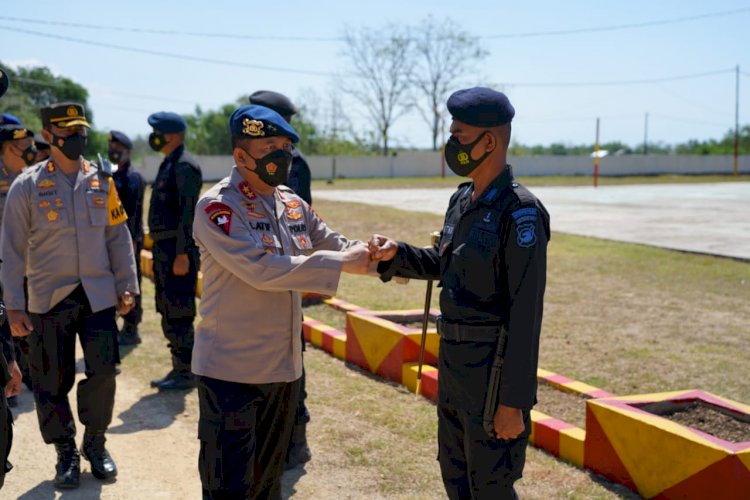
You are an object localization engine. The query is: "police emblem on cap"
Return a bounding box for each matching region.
[243,118,265,137]
[67,106,78,117]
[13,129,26,140]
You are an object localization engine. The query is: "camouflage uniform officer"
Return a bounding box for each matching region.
[0,124,37,407]
[146,112,202,390]
[109,130,146,345]
[192,105,370,499]
[370,88,550,500]
[0,102,139,489]
[248,89,314,468]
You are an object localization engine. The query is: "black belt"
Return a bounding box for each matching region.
[436,317,503,342]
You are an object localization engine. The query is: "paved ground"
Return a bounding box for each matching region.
[315,182,750,260]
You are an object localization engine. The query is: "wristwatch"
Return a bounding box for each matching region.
[121,292,135,306]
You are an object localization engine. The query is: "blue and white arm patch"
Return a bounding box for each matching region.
[511,207,538,248]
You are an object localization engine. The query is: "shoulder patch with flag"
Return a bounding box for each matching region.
[205,201,232,235]
[107,177,128,225]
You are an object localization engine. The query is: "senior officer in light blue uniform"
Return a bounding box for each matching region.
[1,102,138,489]
[192,105,371,499]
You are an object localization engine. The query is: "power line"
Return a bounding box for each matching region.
[1,7,749,42]
[503,68,735,88]
[0,25,335,77]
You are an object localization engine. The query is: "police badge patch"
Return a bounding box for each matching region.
[511,207,538,248]
[205,201,232,235]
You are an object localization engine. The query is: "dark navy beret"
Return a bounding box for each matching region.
[108,130,133,149]
[147,111,187,133]
[0,125,34,143]
[248,90,297,117]
[229,105,299,143]
[0,113,22,126]
[0,67,8,99]
[447,87,515,127]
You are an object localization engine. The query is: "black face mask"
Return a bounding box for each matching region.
[242,148,293,187]
[108,149,125,163]
[148,132,167,152]
[19,144,38,166]
[444,132,492,176]
[52,133,87,161]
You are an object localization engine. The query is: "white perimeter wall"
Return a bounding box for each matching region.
[140,152,750,182]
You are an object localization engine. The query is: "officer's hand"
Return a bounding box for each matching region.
[8,309,33,337]
[117,291,135,315]
[493,404,525,440]
[368,234,398,262]
[173,253,190,276]
[5,360,22,397]
[341,245,372,275]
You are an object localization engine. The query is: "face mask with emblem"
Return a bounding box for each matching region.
[243,148,293,188]
[52,132,87,161]
[148,132,167,152]
[444,132,492,176]
[17,143,38,166]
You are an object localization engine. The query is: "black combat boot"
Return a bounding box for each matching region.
[118,322,142,346]
[54,439,80,489]
[81,430,117,480]
[285,422,312,469]
[153,356,195,391]
[150,368,178,388]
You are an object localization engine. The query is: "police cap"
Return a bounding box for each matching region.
[40,102,91,129]
[147,111,187,133]
[109,130,133,149]
[229,105,299,143]
[447,87,515,127]
[248,90,297,118]
[0,124,34,144]
[0,113,22,126]
[0,68,8,99]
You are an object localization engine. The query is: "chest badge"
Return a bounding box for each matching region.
[46,209,59,222]
[37,179,56,189]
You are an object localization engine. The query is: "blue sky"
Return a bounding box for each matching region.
[1,0,748,149]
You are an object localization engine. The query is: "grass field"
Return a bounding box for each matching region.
[130,177,749,498]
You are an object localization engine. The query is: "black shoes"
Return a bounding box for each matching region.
[118,323,142,346]
[81,431,118,481]
[54,439,81,489]
[150,370,195,390]
[285,423,312,470]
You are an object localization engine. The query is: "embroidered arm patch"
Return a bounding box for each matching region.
[106,177,128,225]
[511,207,538,248]
[205,201,233,235]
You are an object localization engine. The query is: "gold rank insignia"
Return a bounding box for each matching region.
[285,200,302,209]
[90,177,100,189]
[262,233,274,245]
[47,162,56,173]
[38,179,56,189]
[242,118,265,137]
[47,209,59,222]
[286,209,302,221]
[239,181,256,200]
[39,201,51,208]
[13,129,27,140]
[247,210,265,219]
[67,106,78,117]
[94,196,105,206]
[83,161,90,174]
[55,198,63,208]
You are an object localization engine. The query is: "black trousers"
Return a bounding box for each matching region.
[152,241,198,372]
[0,391,12,490]
[437,404,529,500]
[28,286,117,444]
[121,241,143,326]
[197,376,300,500]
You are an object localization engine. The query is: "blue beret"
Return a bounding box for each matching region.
[0,113,22,126]
[147,111,187,133]
[0,68,8,99]
[248,90,297,117]
[108,130,133,149]
[229,105,299,143]
[447,87,515,127]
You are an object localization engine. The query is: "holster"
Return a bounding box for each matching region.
[482,326,509,438]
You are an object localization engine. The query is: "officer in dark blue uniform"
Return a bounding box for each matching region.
[248,90,313,468]
[146,112,202,390]
[109,131,146,345]
[249,91,312,204]
[370,88,550,500]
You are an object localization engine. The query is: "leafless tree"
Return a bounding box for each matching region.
[340,25,414,156]
[410,17,488,150]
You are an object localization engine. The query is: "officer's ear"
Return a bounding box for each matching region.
[233,146,255,171]
[41,127,53,143]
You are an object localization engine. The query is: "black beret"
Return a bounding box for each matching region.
[0,125,34,143]
[447,87,515,127]
[0,67,8,99]
[40,102,91,128]
[108,130,133,149]
[248,90,297,118]
[34,133,50,149]
[147,111,187,133]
